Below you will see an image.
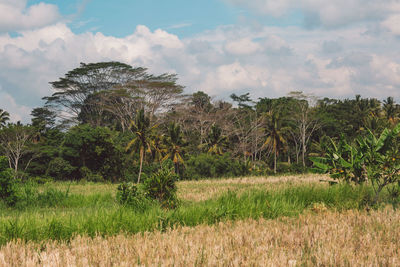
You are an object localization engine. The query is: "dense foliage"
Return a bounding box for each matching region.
[0,156,18,206]
[1,61,400,184]
[312,123,400,202]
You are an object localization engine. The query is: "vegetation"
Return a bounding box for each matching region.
[0,61,399,265]
[1,61,400,184]
[3,208,397,266]
[312,123,400,203]
[0,176,393,245]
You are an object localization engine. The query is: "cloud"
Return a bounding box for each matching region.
[225,38,261,55]
[381,14,400,35]
[224,0,400,29]
[0,0,61,33]
[167,23,192,30]
[0,85,31,123]
[0,15,400,122]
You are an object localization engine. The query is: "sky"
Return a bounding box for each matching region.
[0,0,400,122]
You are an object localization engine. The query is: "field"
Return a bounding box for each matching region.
[1,174,399,266]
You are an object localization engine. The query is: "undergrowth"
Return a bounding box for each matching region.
[0,182,395,245]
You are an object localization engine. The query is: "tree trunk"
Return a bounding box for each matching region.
[302,123,306,167]
[274,149,277,174]
[138,147,144,184]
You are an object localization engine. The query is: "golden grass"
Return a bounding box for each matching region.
[2,206,398,266]
[178,174,330,201]
[41,174,330,202]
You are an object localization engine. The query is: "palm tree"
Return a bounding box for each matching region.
[126,109,157,183]
[204,124,227,155]
[383,97,399,126]
[261,110,287,174]
[162,122,185,175]
[0,109,10,128]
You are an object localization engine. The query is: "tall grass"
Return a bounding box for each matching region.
[2,208,398,266]
[0,182,380,245]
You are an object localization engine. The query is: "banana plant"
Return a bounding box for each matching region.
[311,123,400,203]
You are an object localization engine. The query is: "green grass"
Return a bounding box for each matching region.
[0,181,382,245]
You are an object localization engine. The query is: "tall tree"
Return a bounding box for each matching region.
[126,109,157,183]
[288,91,320,167]
[261,110,287,174]
[31,107,56,133]
[383,96,399,126]
[162,122,185,175]
[44,62,147,126]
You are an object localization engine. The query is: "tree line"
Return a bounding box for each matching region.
[0,61,399,182]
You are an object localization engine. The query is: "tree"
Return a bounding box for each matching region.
[31,107,56,133]
[0,124,36,177]
[383,97,399,126]
[204,124,227,155]
[229,93,261,161]
[44,62,147,126]
[0,109,10,128]
[261,110,287,174]
[44,62,185,128]
[288,91,320,167]
[162,122,185,175]
[126,109,157,183]
[62,124,124,181]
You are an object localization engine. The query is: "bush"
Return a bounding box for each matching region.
[0,156,19,206]
[142,162,179,209]
[80,167,104,183]
[46,157,75,181]
[185,153,249,179]
[276,162,308,174]
[116,182,138,204]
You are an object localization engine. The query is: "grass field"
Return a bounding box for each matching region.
[2,208,398,266]
[0,174,399,266]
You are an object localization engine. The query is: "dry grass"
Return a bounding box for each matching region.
[42,174,330,202]
[178,174,330,201]
[2,206,398,266]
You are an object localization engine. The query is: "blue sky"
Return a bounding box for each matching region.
[1,0,400,121]
[29,0,303,37]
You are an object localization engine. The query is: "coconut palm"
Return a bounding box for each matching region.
[126,109,157,183]
[383,97,399,126]
[162,122,185,175]
[262,110,287,174]
[0,109,10,128]
[204,124,227,155]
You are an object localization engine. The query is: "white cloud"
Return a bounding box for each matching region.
[0,0,61,33]
[224,0,400,28]
[0,15,400,121]
[225,38,261,55]
[381,14,400,35]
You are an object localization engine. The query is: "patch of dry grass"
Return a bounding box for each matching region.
[178,174,330,201]
[2,206,398,266]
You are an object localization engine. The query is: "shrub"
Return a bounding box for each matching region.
[116,182,138,204]
[142,162,179,209]
[276,162,308,174]
[0,156,19,206]
[116,182,159,211]
[46,157,75,181]
[80,166,104,183]
[185,153,249,179]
